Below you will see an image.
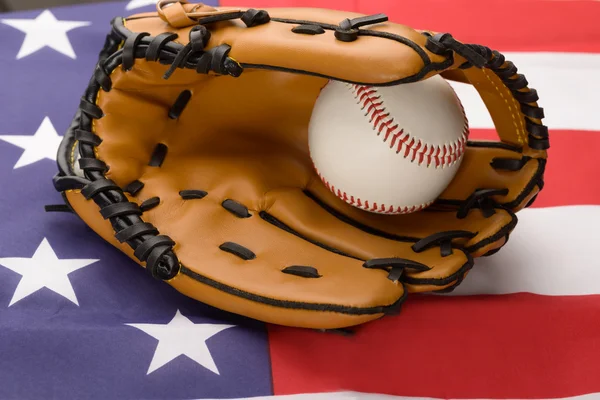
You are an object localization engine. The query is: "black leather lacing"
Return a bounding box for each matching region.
[162,25,211,79]
[280,14,441,77]
[169,90,192,119]
[360,230,475,285]
[72,160,179,280]
[179,190,208,200]
[424,32,550,152]
[491,156,531,171]
[456,188,509,219]
[222,199,251,218]
[363,258,429,282]
[63,35,182,280]
[50,12,274,283]
[334,13,388,42]
[140,197,160,212]
[148,143,168,167]
[123,32,150,71]
[412,230,476,256]
[44,204,73,213]
[50,12,547,315]
[78,158,108,173]
[282,266,321,278]
[118,10,254,81]
[291,25,325,35]
[118,28,244,81]
[133,9,269,80]
[219,242,256,260]
[191,9,270,27]
[421,32,549,217]
[74,129,102,146]
[123,180,145,195]
[102,13,451,87]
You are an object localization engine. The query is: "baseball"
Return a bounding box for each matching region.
[308,75,469,215]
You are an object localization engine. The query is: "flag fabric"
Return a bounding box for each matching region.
[0,0,598,399]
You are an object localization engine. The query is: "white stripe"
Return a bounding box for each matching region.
[444,205,600,296]
[196,391,600,400]
[449,52,600,132]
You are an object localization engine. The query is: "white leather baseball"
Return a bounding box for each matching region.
[308,75,469,214]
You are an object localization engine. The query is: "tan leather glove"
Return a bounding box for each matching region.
[51,0,548,329]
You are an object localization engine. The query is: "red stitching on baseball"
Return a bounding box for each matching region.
[348,83,469,168]
[314,168,433,215]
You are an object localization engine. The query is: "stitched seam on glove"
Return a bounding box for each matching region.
[482,68,527,146]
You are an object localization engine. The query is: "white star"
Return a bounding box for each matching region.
[126,0,159,10]
[127,310,235,375]
[0,117,63,169]
[0,238,99,306]
[1,10,90,59]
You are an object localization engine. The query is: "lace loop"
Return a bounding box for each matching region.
[363,258,430,282]
[122,32,150,71]
[491,156,531,171]
[412,231,476,256]
[190,25,211,52]
[427,33,487,67]
[163,42,194,79]
[241,9,271,27]
[146,32,178,61]
[457,188,509,219]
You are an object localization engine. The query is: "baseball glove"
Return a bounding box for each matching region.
[50,0,548,329]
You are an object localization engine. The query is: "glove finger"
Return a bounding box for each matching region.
[305,177,516,258]
[65,181,406,329]
[437,142,544,212]
[263,187,474,293]
[128,162,476,295]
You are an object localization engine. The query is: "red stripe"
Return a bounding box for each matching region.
[268,293,600,398]
[469,129,600,208]
[219,0,600,53]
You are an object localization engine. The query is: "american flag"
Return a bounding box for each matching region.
[0,0,598,399]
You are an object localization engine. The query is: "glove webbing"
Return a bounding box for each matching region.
[425,32,549,152]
